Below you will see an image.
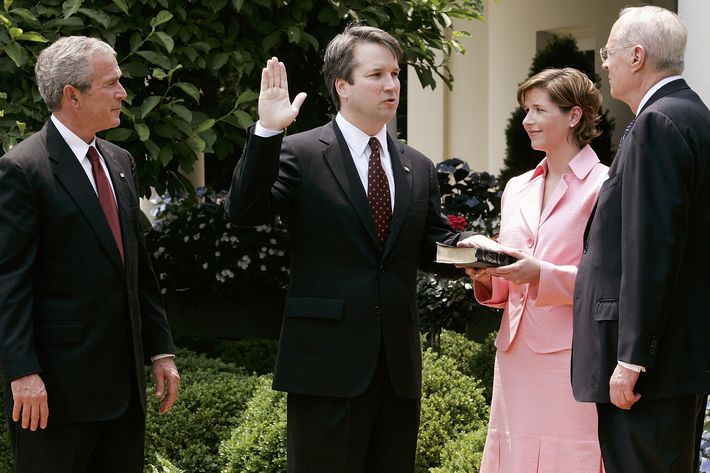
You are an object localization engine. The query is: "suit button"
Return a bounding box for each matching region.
[527,239,534,248]
[374,306,381,315]
[380,265,385,273]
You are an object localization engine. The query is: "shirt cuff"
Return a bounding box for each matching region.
[618,360,646,372]
[151,353,175,363]
[254,121,283,137]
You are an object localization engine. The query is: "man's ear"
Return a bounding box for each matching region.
[62,85,79,106]
[630,45,647,71]
[335,78,348,101]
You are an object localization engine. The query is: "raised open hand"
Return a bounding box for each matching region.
[258,57,307,131]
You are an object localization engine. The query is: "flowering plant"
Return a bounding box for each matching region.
[145,188,289,295]
[701,399,710,472]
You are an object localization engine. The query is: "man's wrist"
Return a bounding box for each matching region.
[255,121,283,137]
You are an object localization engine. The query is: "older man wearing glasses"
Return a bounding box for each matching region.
[571,6,710,473]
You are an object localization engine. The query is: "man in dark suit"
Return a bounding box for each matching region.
[571,6,710,473]
[227,25,471,473]
[0,36,180,472]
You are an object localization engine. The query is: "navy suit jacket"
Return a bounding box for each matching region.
[572,79,710,403]
[227,120,465,399]
[0,119,174,423]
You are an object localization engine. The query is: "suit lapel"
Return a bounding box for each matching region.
[321,121,381,247]
[47,121,124,274]
[517,175,543,236]
[383,134,411,256]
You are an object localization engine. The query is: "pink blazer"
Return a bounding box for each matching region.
[475,145,608,353]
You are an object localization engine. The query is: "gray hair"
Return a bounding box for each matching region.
[616,6,686,75]
[322,24,402,110]
[35,36,117,111]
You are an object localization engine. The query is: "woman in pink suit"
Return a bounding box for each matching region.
[463,68,608,472]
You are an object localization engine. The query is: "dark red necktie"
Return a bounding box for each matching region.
[367,137,392,244]
[87,146,124,262]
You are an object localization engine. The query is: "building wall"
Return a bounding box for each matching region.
[408,0,687,175]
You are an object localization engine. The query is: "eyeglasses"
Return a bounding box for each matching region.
[599,45,635,62]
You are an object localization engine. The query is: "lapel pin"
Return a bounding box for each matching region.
[119,172,126,179]
[403,165,410,173]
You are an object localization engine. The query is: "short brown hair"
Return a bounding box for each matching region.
[322,24,403,110]
[517,68,602,148]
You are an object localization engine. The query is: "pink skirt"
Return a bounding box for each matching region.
[480,319,604,473]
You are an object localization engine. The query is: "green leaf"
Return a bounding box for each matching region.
[195,118,215,133]
[17,32,48,43]
[78,8,111,29]
[54,16,83,27]
[170,104,192,123]
[3,136,17,153]
[158,145,173,166]
[4,0,13,12]
[232,0,244,12]
[144,139,160,158]
[16,120,25,134]
[301,32,319,51]
[233,110,253,129]
[0,15,11,27]
[235,89,258,106]
[140,96,161,119]
[135,122,150,142]
[62,0,82,18]
[4,42,27,67]
[136,50,171,69]
[262,31,280,52]
[153,31,174,53]
[111,0,129,15]
[211,52,229,71]
[189,135,206,153]
[150,10,173,28]
[9,27,22,39]
[175,82,200,103]
[104,127,133,142]
[286,26,301,44]
[10,8,39,25]
[152,68,167,80]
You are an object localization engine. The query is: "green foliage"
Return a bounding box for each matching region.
[498,35,615,189]
[429,426,488,473]
[149,455,185,473]
[0,373,13,473]
[214,338,278,375]
[145,188,290,294]
[144,348,258,473]
[434,330,496,404]
[0,0,485,196]
[219,375,288,473]
[416,348,489,472]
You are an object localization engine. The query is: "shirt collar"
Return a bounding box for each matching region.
[50,114,98,161]
[528,144,599,181]
[335,112,388,157]
[637,75,682,115]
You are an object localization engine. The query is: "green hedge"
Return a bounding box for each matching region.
[416,349,489,472]
[144,348,258,473]
[219,375,288,473]
[430,426,488,473]
[437,330,497,404]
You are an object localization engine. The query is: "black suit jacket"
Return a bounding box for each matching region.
[227,120,464,399]
[0,119,175,423]
[572,79,710,403]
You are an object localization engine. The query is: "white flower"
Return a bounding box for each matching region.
[215,251,221,257]
[193,233,200,240]
[260,265,266,271]
[270,238,277,245]
[199,223,206,229]
[183,236,189,242]
[202,262,209,269]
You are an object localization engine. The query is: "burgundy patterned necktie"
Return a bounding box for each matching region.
[367,137,392,244]
[87,146,124,262]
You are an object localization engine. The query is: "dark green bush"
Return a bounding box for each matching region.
[144,348,258,473]
[416,349,489,473]
[215,338,278,376]
[430,426,488,473]
[219,375,287,473]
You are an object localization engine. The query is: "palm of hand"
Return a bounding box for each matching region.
[259,87,297,127]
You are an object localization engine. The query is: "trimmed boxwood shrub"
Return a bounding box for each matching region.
[144,348,258,473]
[219,375,288,473]
[436,330,497,404]
[430,426,488,473]
[416,349,489,473]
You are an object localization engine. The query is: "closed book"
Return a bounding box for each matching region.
[435,242,517,268]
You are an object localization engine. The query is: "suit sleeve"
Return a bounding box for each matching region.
[127,155,175,361]
[618,111,692,368]
[226,127,300,225]
[0,157,43,380]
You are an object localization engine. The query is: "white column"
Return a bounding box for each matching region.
[406,65,446,163]
[678,0,710,105]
